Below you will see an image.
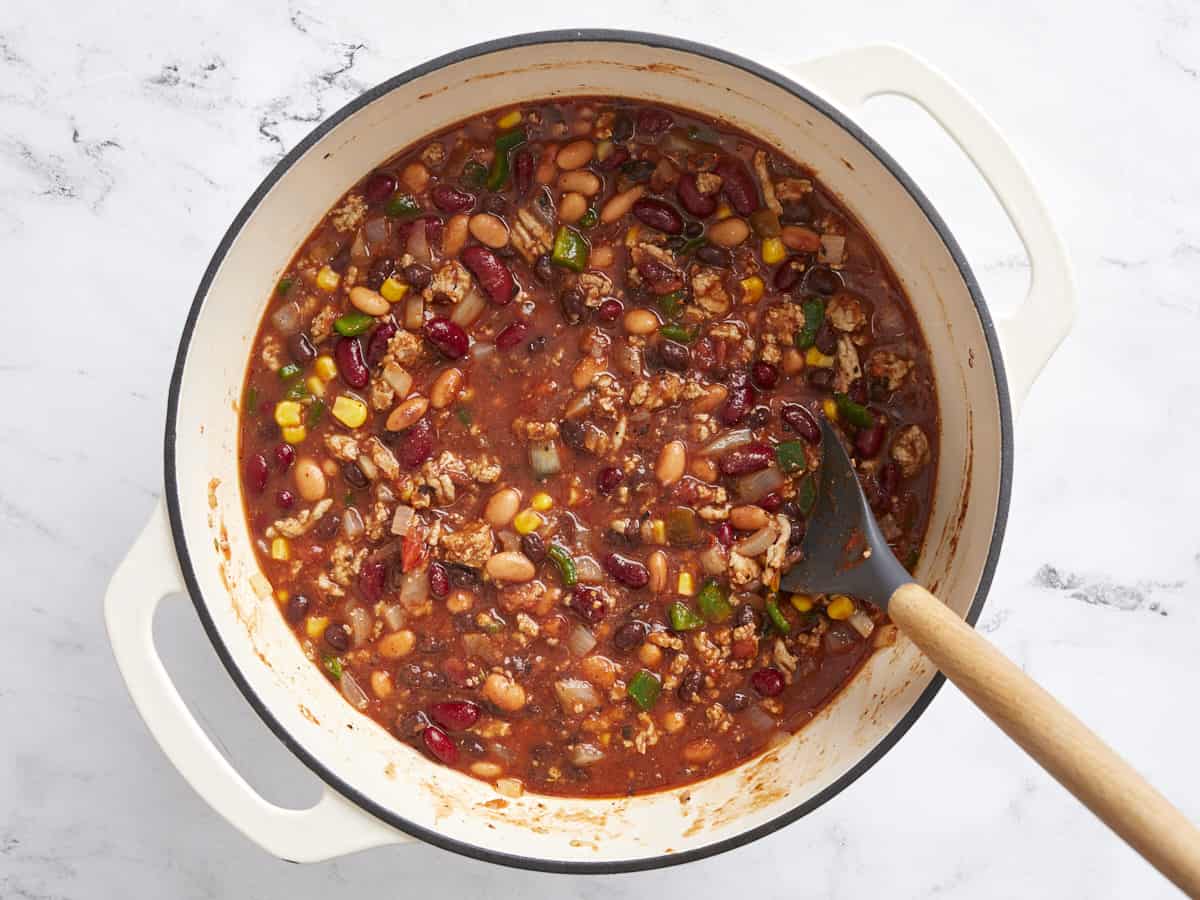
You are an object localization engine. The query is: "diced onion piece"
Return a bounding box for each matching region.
[382,363,412,395]
[554,678,602,714]
[341,506,364,540]
[339,671,369,709]
[569,743,605,767]
[848,608,876,639]
[734,523,779,557]
[349,229,369,264]
[399,569,429,610]
[406,219,430,263]
[700,541,727,576]
[563,391,593,419]
[496,777,524,798]
[269,301,302,335]
[745,704,776,732]
[391,505,415,536]
[356,455,378,480]
[819,234,846,265]
[736,466,785,503]
[529,440,562,477]
[450,288,486,327]
[382,603,406,632]
[348,606,372,647]
[463,633,502,665]
[567,624,598,657]
[469,341,496,363]
[574,555,603,584]
[364,216,389,245]
[404,295,424,331]
[700,428,753,457]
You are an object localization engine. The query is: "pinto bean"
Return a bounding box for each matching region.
[483,672,527,711]
[443,213,470,258]
[485,487,521,528]
[557,170,601,196]
[601,185,645,223]
[386,395,429,431]
[655,440,686,486]
[485,551,536,583]
[429,367,464,409]
[468,213,509,249]
[556,139,595,170]
[349,286,389,316]
[707,217,750,248]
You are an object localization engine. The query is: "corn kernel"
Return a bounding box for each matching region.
[740,275,764,304]
[497,109,522,130]
[806,347,835,368]
[305,615,329,640]
[827,595,855,620]
[305,375,325,398]
[677,572,695,596]
[331,395,368,428]
[761,237,786,265]
[651,519,666,545]
[281,424,307,444]
[790,593,814,613]
[380,277,408,303]
[316,265,340,292]
[270,537,290,561]
[530,492,553,512]
[314,355,338,381]
[823,397,839,421]
[275,589,289,603]
[624,224,641,247]
[513,509,543,535]
[274,400,302,428]
[715,202,732,220]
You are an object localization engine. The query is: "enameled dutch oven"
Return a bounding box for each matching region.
[104,31,1074,873]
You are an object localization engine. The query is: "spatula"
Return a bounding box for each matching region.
[780,415,1200,895]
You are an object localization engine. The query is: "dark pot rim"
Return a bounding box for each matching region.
[164,28,1013,874]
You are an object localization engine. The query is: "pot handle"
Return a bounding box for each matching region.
[104,501,412,861]
[783,45,1075,413]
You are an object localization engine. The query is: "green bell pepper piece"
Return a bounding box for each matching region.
[834,393,874,428]
[385,193,420,218]
[696,579,733,623]
[306,398,326,427]
[765,595,791,635]
[657,290,685,320]
[245,385,259,415]
[277,363,302,381]
[668,601,705,632]
[795,473,817,516]
[775,440,807,475]
[546,544,578,587]
[486,127,527,190]
[627,670,662,711]
[578,207,598,229]
[283,379,309,401]
[322,655,343,679]
[551,226,589,272]
[658,323,696,344]
[276,277,293,295]
[795,298,825,349]
[665,507,700,546]
[461,160,487,188]
[334,312,375,337]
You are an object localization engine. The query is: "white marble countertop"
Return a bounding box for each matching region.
[3,1,1198,897]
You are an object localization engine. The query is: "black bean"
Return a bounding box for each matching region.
[806,265,842,296]
[733,603,757,628]
[315,513,341,540]
[726,690,751,712]
[780,200,812,224]
[695,244,731,268]
[613,620,647,651]
[677,670,703,703]
[447,564,480,589]
[285,594,310,624]
[366,256,400,290]
[287,333,317,364]
[683,220,704,238]
[482,193,507,215]
[520,532,547,563]
[323,623,349,652]
[747,405,770,429]
[814,321,837,355]
[560,287,585,325]
[658,339,691,372]
[560,419,586,450]
[403,263,433,290]
[342,461,368,488]
[534,252,556,285]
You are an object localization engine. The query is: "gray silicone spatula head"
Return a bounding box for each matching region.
[778,415,913,610]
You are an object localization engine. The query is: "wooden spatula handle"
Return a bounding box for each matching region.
[889,583,1200,895]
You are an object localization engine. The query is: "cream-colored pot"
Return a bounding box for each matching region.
[105,32,1073,872]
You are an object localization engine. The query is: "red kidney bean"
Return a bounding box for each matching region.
[714,523,734,547]
[274,442,296,471]
[773,260,804,292]
[430,182,476,214]
[720,377,757,426]
[359,560,386,604]
[364,172,396,204]
[676,172,718,218]
[751,360,778,390]
[805,265,843,296]
[695,244,731,268]
[494,320,530,351]
[757,492,783,513]
[403,263,433,290]
[428,561,450,599]
[513,149,534,196]
[323,622,350,652]
[598,146,630,171]
[461,245,515,306]
[596,466,625,495]
[658,339,691,372]
[335,337,369,388]
[245,453,269,493]
[781,403,821,443]
[275,489,295,510]
[429,700,481,732]
[716,157,760,216]
[632,197,684,235]
[603,553,649,588]
[719,442,775,476]
[424,216,444,253]
[634,254,682,294]
[422,725,459,764]
[751,666,785,697]
[397,417,435,468]
[287,332,317,365]
[423,316,469,359]
[568,586,608,624]
[636,107,673,135]
[613,620,647,651]
[855,420,887,458]
[597,298,623,322]
[285,594,310,624]
[366,321,397,368]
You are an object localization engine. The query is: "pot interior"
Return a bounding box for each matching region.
[169,35,1006,869]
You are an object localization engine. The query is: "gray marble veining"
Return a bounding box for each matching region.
[2,1,1197,897]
